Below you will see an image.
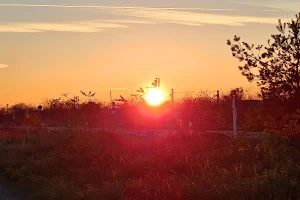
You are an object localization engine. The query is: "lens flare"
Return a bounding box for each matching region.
[145,88,164,106]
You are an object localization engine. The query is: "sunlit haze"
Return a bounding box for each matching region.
[0,0,298,105]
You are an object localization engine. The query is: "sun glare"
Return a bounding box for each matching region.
[145,88,164,106]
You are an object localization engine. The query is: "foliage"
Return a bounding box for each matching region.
[0,88,268,131]
[228,13,300,105]
[80,90,96,102]
[223,87,244,101]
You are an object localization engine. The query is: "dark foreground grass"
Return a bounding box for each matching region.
[1,129,300,200]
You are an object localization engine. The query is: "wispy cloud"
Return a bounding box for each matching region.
[0,64,8,69]
[260,10,284,12]
[103,20,154,25]
[0,22,128,33]
[0,4,237,11]
[0,3,281,31]
[113,7,279,26]
[235,1,300,12]
[0,4,134,9]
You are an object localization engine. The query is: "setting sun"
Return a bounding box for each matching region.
[145,88,164,106]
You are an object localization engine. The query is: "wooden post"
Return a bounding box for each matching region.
[170,88,175,107]
[110,91,112,107]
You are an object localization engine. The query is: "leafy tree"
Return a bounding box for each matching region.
[223,87,244,101]
[227,13,300,108]
[62,93,80,109]
[10,103,31,125]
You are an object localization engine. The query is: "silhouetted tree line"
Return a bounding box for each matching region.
[0,86,298,132]
[0,88,264,131]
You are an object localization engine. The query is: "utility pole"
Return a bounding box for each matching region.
[171,88,175,106]
[216,90,220,104]
[38,105,43,128]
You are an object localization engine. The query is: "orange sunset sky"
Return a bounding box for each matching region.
[0,0,298,105]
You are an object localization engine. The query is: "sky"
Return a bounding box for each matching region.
[0,0,298,105]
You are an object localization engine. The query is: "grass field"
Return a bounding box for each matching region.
[1,128,300,200]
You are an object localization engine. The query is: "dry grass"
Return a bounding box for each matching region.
[1,129,300,200]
